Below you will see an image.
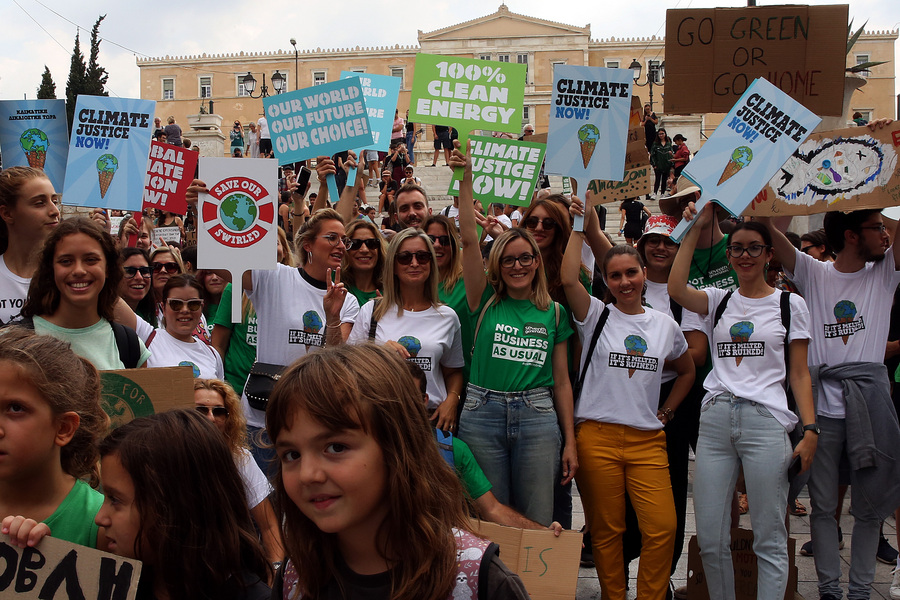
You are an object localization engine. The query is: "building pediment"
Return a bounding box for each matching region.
[419,4,589,44]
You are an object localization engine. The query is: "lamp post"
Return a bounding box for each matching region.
[242,70,286,99]
[290,38,298,91]
[629,59,665,113]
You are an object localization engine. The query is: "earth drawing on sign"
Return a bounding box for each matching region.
[219,193,258,232]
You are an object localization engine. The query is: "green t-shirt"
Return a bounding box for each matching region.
[348,285,379,307]
[688,236,737,292]
[452,436,492,500]
[469,296,573,392]
[440,279,482,380]
[212,283,257,395]
[33,316,150,370]
[43,479,103,548]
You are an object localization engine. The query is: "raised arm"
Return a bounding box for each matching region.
[451,141,488,312]
[562,227,592,323]
[758,216,798,274]
[668,202,713,316]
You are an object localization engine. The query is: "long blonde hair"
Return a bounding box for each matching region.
[486,228,551,311]
[193,378,248,453]
[375,228,440,321]
[423,215,463,293]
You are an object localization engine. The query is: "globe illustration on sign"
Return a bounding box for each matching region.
[219,193,258,232]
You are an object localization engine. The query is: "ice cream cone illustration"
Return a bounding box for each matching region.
[833,300,857,345]
[729,321,754,366]
[577,124,600,169]
[96,154,119,199]
[624,335,648,378]
[398,336,422,357]
[19,128,49,169]
[718,146,753,186]
[302,310,323,351]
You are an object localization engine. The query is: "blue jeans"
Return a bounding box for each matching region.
[809,416,880,600]
[458,384,561,525]
[694,393,792,600]
[405,130,416,163]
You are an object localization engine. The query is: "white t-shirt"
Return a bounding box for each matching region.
[236,448,271,509]
[698,288,811,429]
[146,329,224,379]
[644,280,700,384]
[0,255,30,324]
[509,209,522,225]
[786,249,900,418]
[257,117,270,139]
[134,315,154,344]
[484,213,513,244]
[348,300,464,409]
[574,298,688,430]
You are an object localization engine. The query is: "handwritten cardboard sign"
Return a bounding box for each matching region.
[100,366,194,429]
[586,136,653,203]
[142,141,198,216]
[469,520,581,600]
[198,158,277,322]
[670,77,820,242]
[339,72,401,152]
[0,534,142,600]
[62,96,156,211]
[546,65,633,182]
[0,99,68,193]
[744,122,900,216]
[151,226,182,246]
[665,5,848,116]
[262,78,373,166]
[448,136,545,207]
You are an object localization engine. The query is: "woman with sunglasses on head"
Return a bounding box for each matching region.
[669,203,818,600]
[340,219,386,306]
[347,228,464,432]
[451,143,577,526]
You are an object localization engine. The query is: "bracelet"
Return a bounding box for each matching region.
[291,212,304,217]
[658,407,674,420]
[447,390,460,399]
[326,323,342,329]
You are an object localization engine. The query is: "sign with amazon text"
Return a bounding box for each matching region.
[664,5,848,116]
[262,78,373,166]
[62,96,155,211]
[142,141,198,216]
[0,99,68,192]
[0,534,142,600]
[339,71,401,151]
[409,53,525,138]
[448,136,545,207]
[546,65,632,182]
[670,77,820,242]
[198,158,277,321]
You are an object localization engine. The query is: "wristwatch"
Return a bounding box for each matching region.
[802,423,820,435]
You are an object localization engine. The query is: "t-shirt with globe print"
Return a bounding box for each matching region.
[347,301,464,410]
[146,329,224,380]
[468,296,573,392]
[697,287,811,429]
[786,248,900,419]
[574,298,688,430]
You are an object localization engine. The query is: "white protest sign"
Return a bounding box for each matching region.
[152,226,181,246]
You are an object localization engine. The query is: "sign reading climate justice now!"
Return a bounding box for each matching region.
[263,78,373,166]
[409,54,526,136]
[0,99,68,193]
[449,136,545,207]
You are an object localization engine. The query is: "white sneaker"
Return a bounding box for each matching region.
[891,566,900,600]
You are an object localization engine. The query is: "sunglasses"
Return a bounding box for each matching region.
[152,262,180,274]
[123,265,152,279]
[523,216,558,231]
[644,235,678,249]
[726,244,769,258]
[346,238,380,251]
[166,298,204,312]
[395,250,431,265]
[427,234,452,247]
[195,405,228,418]
[500,253,536,268]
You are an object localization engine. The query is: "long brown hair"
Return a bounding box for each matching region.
[341,219,386,292]
[0,167,53,254]
[521,196,573,303]
[422,215,463,293]
[266,343,472,600]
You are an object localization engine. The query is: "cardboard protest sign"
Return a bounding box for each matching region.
[585,134,653,203]
[339,72,401,151]
[665,5,848,116]
[197,158,277,322]
[469,520,581,600]
[448,136,545,207]
[101,366,194,429]
[743,122,900,216]
[0,534,142,600]
[0,100,68,192]
[62,96,155,211]
[143,141,198,216]
[151,226,181,246]
[670,77,820,242]
[546,65,633,183]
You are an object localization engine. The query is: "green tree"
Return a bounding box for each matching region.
[37,66,56,99]
[65,30,87,134]
[84,15,109,97]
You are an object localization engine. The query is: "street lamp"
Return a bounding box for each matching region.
[290,38,298,91]
[242,70,286,99]
[629,58,665,112]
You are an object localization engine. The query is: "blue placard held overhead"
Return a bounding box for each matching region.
[0,100,69,193]
[339,72,401,152]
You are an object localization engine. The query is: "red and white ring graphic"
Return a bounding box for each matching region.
[201,176,274,248]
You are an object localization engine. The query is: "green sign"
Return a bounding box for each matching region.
[409,54,526,138]
[448,135,545,207]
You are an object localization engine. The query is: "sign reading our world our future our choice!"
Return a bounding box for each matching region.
[338,71,402,187]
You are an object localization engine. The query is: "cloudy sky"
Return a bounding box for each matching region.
[2,0,898,103]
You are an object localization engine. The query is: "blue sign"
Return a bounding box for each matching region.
[340,71,401,152]
[62,96,156,211]
[0,100,68,192]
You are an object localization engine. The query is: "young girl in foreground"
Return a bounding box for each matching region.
[266,343,530,600]
[0,329,108,549]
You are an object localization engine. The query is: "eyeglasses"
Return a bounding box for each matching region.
[123,266,152,279]
[346,238,380,251]
[523,217,558,231]
[427,234,452,247]
[152,262,180,274]
[195,405,228,418]
[726,244,769,258]
[395,250,431,265]
[166,298,204,312]
[319,233,345,247]
[644,235,677,248]
[859,224,887,233]
[500,253,536,268]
